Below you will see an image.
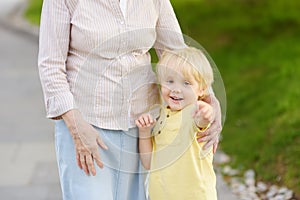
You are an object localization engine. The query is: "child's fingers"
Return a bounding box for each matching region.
[143,115,154,126]
[205,107,214,122]
[200,106,209,114]
[192,106,200,118]
[150,118,156,126]
[147,114,155,124]
[144,114,156,126]
[147,114,152,124]
[151,118,156,125]
[194,101,208,117]
[143,115,150,125]
[197,100,208,110]
[148,115,155,127]
[196,102,214,121]
[201,109,213,122]
[204,112,212,121]
[138,116,148,127]
[140,117,148,127]
[135,119,143,127]
[136,114,156,128]
[143,116,148,126]
[135,119,139,126]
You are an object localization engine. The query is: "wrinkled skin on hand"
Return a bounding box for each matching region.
[62,109,108,176]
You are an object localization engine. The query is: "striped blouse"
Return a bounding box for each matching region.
[38,0,186,130]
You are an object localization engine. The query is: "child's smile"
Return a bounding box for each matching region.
[169,95,184,103]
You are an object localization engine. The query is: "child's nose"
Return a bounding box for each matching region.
[171,86,181,93]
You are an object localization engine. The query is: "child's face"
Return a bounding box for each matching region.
[160,67,203,111]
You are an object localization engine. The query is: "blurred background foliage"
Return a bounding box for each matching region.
[25,0,300,197]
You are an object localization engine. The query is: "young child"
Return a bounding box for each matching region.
[135,47,217,200]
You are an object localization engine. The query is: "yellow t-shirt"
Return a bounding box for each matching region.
[148,104,217,200]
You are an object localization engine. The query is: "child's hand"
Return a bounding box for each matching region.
[193,100,215,129]
[135,114,156,138]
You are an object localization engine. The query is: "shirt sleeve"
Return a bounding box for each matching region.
[153,0,187,57]
[38,0,75,119]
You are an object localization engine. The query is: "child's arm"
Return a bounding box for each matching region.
[197,94,222,153]
[135,114,156,170]
[193,100,214,130]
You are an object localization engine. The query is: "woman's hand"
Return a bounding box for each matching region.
[196,94,222,153]
[62,109,108,176]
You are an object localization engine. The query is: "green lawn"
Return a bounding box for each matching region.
[26,0,300,197]
[24,0,43,25]
[172,0,300,196]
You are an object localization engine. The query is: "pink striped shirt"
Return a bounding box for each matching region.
[38,0,186,130]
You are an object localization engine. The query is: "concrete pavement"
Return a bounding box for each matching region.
[0,0,24,17]
[0,0,61,199]
[0,0,240,199]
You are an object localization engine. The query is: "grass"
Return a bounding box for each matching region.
[23,0,43,25]
[171,0,300,196]
[25,0,300,197]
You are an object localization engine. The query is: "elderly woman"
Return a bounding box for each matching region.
[38,0,222,199]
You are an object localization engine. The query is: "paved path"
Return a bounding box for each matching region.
[0,10,62,200]
[0,0,240,199]
[0,0,24,17]
[0,1,61,199]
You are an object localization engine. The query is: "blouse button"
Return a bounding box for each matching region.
[158,131,161,134]
[166,114,170,118]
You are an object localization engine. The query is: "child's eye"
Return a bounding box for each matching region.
[184,81,191,86]
[166,80,174,84]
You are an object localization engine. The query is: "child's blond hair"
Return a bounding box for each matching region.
[156,47,214,98]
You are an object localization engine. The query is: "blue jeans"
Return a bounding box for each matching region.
[55,120,147,200]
